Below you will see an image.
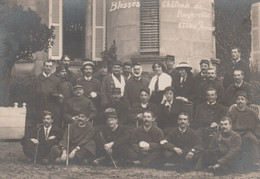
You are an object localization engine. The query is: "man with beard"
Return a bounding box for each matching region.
[63,84,96,125]
[127,110,164,167]
[195,116,242,172]
[32,60,62,124]
[93,108,130,166]
[164,55,178,81]
[58,55,77,84]
[21,110,63,164]
[194,88,227,146]
[93,61,108,83]
[224,70,254,107]
[101,61,126,107]
[50,111,96,165]
[129,88,158,129]
[122,62,132,81]
[228,91,260,169]
[76,61,101,109]
[124,62,150,106]
[223,47,250,89]
[161,112,203,170]
[199,68,224,104]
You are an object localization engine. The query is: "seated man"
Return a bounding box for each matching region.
[228,91,260,168]
[63,84,97,125]
[127,110,164,167]
[195,116,242,172]
[161,112,203,170]
[21,110,63,164]
[194,87,227,146]
[50,111,96,165]
[93,108,130,166]
[128,88,158,128]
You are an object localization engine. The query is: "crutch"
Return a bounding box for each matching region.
[66,124,70,166]
[99,132,118,168]
[34,124,42,164]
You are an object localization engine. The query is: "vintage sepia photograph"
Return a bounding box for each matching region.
[1,0,260,178]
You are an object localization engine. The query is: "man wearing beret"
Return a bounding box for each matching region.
[124,62,150,107]
[93,108,130,166]
[127,110,164,167]
[101,61,126,107]
[224,69,254,107]
[76,61,101,109]
[164,55,178,81]
[122,62,132,81]
[161,112,203,170]
[228,91,260,169]
[63,84,97,125]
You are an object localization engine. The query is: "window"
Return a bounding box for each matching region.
[140,0,159,55]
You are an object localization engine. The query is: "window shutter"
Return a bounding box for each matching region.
[49,0,63,60]
[140,0,159,55]
[92,0,106,61]
[251,3,260,68]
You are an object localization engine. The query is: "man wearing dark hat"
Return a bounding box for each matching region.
[101,61,126,107]
[124,62,150,106]
[93,60,108,83]
[57,55,78,84]
[63,84,97,125]
[161,112,203,169]
[228,90,260,168]
[98,88,129,126]
[122,62,132,81]
[76,61,101,109]
[127,110,164,167]
[93,108,130,166]
[224,69,254,107]
[50,111,96,165]
[21,110,63,164]
[198,68,225,104]
[223,47,250,89]
[194,87,227,146]
[165,55,179,81]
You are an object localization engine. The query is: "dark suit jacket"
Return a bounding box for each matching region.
[172,74,194,100]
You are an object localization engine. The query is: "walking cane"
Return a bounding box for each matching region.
[99,132,118,168]
[66,124,70,166]
[34,124,42,164]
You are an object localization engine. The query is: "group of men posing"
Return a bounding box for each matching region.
[21,47,260,173]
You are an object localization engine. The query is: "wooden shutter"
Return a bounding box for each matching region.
[92,0,106,61]
[49,0,63,60]
[140,0,159,55]
[251,3,260,69]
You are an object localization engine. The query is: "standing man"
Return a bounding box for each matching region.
[59,55,77,84]
[93,61,108,83]
[124,62,150,106]
[76,61,101,108]
[101,61,126,107]
[122,62,132,81]
[32,60,62,124]
[223,47,250,88]
[127,110,164,167]
[195,116,242,172]
[164,55,178,81]
[224,69,254,107]
[228,91,260,169]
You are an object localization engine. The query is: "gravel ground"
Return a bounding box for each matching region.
[0,141,260,179]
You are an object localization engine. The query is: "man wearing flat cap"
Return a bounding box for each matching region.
[165,55,179,81]
[93,108,130,166]
[122,62,132,81]
[76,61,101,109]
[124,62,150,106]
[228,90,260,169]
[101,61,126,107]
[93,61,108,83]
[63,84,97,125]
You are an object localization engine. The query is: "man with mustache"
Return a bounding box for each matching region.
[124,62,150,107]
[164,55,178,81]
[228,91,260,169]
[127,110,164,167]
[161,112,203,170]
[224,70,254,107]
[122,62,132,81]
[21,110,63,164]
[57,55,77,84]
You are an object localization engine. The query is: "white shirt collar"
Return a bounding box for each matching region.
[207,101,216,105]
[165,100,173,107]
[141,103,148,108]
[44,125,52,132]
[84,76,92,81]
[179,127,187,133]
[235,81,243,87]
[43,72,51,78]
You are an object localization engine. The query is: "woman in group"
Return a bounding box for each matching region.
[148,62,172,105]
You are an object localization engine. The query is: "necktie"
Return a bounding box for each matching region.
[45,128,49,140]
[154,77,159,92]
